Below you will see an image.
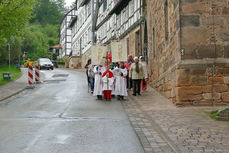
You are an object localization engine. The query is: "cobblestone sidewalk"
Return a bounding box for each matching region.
[122,87,229,153]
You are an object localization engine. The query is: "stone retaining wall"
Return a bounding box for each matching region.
[69,56,82,69]
[147,0,229,106]
[153,59,229,106]
[81,49,91,68]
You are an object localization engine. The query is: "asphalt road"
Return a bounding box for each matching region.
[0,69,144,153]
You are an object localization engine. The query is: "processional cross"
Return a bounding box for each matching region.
[103,51,111,69]
[103,51,111,99]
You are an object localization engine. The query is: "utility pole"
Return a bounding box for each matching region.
[92,0,99,44]
[8,43,11,75]
[4,37,14,79]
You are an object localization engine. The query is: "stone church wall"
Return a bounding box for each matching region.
[146,0,229,105]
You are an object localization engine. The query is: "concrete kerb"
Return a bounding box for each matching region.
[119,100,149,153]
[124,87,182,153]
[137,97,181,152]
[0,81,43,102]
[0,68,43,102]
[128,95,181,153]
[0,88,26,102]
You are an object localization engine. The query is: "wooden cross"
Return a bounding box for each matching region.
[103,51,111,100]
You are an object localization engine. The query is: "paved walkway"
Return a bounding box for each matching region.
[123,87,229,153]
[0,68,45,102]
[0,68,28,102]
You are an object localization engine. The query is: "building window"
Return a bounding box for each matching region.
[126,5,129,22]
[117,14,121,28]
[152,27,156,58]
[164,0,169,41]
[135,30,141,55]
[88,1,91,16]
[85,5,88,17]
[122,8,125,25]
[130,0,134,16]
[127,38,130,55]
[88,27,91,43]
[103,0,107,12]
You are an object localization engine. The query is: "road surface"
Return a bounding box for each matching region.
[0,69,144,153]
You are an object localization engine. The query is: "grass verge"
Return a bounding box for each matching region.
[210,111,217,120]
[0,64,22,86]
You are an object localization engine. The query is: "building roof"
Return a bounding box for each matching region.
[60,6,77,25]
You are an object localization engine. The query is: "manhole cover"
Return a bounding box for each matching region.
[52,74,69,78]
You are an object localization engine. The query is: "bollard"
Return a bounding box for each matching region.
[35,63,41,84]
[27,62,34,89]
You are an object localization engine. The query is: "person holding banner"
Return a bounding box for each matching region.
[88,65,95,94]
[109,63,116,98]
[114,62,128,100]
[125,55,133,89]
[93,65,105,100]
[102,66,114,101]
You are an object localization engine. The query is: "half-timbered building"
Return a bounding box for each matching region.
[59,7,77,59]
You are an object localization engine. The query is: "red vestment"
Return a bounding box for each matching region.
[102,71,114,99]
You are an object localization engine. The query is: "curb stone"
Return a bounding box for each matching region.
[0,88,26,102]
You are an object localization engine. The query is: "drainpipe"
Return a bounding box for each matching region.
[92,0,99,44]
[140,0,144,56]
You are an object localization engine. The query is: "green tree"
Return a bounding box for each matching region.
[43,24,59,46]
[22,0,66,60]
[22,24,49,60]
[0,0,67,63]
[0,37,22,64]
[0,0,36,42]
[22,24,60,60]
[30,0,66,25]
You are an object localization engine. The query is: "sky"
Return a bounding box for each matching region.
[65,0,75,7]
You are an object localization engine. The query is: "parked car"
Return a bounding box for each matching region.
[51,60,58,68]
[37,58,54,70]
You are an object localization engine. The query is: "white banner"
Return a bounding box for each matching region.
[91,45,108,65]
[111,39,127,62]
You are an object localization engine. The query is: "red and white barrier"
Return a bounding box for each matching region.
[35,63,40,83]
[27,64,34,88]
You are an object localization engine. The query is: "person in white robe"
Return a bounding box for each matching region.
[109,63,116,97]
[93,65,105,100]
[114,62,128,100]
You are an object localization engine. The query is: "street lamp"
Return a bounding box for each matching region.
[4,36,15,79]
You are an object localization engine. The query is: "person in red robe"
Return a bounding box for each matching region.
[102,67,114,100]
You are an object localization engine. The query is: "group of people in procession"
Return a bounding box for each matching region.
[85,54,148,101]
